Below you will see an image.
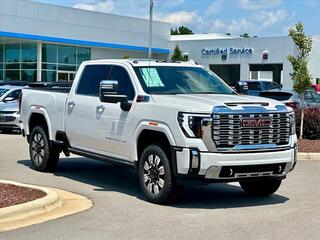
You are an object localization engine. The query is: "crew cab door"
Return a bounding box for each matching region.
[65,64,136,160]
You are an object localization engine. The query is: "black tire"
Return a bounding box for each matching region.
[138,144,177,204]
[29,125,60,172]
[239,179,282,196]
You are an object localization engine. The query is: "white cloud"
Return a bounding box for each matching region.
[162,0,185,8]
[73,0,115,13]
[210,9,287,35]
[205,0,224,16]
[254,10,288,27]
[237,0,282,10]
[159,11,199,25]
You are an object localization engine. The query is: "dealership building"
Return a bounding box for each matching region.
[1,0,320,90]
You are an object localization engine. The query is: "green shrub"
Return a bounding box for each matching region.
[295,107,320,139]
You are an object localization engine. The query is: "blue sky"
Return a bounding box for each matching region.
[33,0,320,37]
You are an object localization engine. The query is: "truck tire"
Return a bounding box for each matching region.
[138,144,177,204]
[239,179,282,196]
[29,125,60,172]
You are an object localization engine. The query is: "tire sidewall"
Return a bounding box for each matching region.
[29,126,51,171]
[138,144,175,204]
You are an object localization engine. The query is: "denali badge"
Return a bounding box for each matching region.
[242,118,272,128]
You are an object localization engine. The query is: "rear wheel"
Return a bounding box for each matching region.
[29,125,60,172]
[239,179,282,196]
[138,144,177,204]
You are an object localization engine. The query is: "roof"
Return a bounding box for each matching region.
[0,85,24,90]
[83,59,201,67]
[170,33,239,41]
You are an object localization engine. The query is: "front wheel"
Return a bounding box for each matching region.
[239,179,282,196]
[29,125,60,172]
[138,144,177,204]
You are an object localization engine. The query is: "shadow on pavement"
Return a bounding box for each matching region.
[18,157,289,209]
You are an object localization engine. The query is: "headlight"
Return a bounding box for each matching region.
[289,112,296,135]
[177,112,211,138]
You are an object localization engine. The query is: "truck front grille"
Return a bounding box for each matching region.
[212,113,291,148]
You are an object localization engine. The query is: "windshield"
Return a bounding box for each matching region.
[0,88,9,98]
[133,66,234,95]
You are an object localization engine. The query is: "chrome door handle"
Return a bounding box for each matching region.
[97,105,105,113]
[68,101,75,109]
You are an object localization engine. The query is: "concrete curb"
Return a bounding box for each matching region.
[0,180,61,224]
[298,152,320,161]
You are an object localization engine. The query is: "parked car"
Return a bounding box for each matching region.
[236,80,281,96]
[259,90,320,110]
[0,85,24,133]
[20,59,297,204]
[0,101,20,133]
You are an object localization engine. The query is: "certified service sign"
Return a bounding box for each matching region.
[201,47,253,56]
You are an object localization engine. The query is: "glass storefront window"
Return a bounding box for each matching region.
[6,63,20,69]
[42,70,56,82]
[5,44,20,62]
[5,70,20,80]
[0,44,3,62]
[0,70,3,80]
[78,47,91,64]
[22,70,37,82]
[22,63,37,69]
[58,64,77,71]
[42,43,57,63]
[21,43,37,62]
[58,45,76,65]
[42,63,57,70]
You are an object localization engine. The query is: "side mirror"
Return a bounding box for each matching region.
[235,82,248,95]
[3,96,15,102]
[99,80,131,111]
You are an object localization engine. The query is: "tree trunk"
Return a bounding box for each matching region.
[299,93,305,139]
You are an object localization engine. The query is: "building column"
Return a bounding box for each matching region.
[240,63,249,81]
[37,41,42,82]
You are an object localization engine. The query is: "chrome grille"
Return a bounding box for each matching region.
[212,113,291,147]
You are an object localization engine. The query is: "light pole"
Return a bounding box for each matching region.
[148,0,153,61]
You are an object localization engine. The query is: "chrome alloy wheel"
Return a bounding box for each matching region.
[31,133,45,165]
[143,154,165,195]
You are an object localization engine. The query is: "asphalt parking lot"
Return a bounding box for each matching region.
[0,133,320,240]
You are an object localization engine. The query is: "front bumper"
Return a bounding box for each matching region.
[172,146,297,182]
[0,112,20,130]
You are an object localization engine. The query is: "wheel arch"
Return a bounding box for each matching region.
[27,110,52,141]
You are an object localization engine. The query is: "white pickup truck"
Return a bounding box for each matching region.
[20,59,297,204]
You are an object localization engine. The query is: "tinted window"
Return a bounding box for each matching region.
[304,91,314,102]
[109,66,135,100]
[259,92,293,101]
[247,82,261,90]
[0,88,9,97]
[7,89,21,100]
[76,65,111,96]
[262,82,280,90]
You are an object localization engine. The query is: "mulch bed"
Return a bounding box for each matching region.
[0,183,46,208]
[298,139,320,153]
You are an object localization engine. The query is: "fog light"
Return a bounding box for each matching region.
[190,149,200,169]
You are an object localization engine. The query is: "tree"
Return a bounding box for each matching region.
[287,21,313,139]
[240,33,250,38]
[171,26,194,35]
[225,33,231,36]
[171,45,184,61]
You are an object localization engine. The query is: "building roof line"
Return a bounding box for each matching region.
[0,30,170,54]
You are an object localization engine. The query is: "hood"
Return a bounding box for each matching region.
[151,94,288,113]
[0,101,19,112]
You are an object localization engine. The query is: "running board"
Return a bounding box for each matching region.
[69,148,135,168]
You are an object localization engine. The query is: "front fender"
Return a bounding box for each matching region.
[131,121,176,161]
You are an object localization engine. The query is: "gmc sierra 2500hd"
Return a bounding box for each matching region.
[20,59,297,204]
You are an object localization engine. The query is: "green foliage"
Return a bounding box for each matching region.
[171,45,184,61]
[123,55,130,59]
[287,21,313,139]
[240,33,250,38]
[287,21,313,94]
[171,26,194,35]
